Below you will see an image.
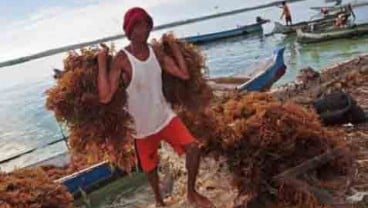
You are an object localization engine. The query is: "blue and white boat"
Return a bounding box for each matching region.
[208,47,286,92]
[183,18,269,44]
[23,152,123,196]
[237,47,286,91]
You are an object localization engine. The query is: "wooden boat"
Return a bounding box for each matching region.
[273,20,334,35]
[55,161,122,195]
[183,19,269,44]
[24,152,126,196]
[208,47,286,92]
[237,47,286,91]
[296,23,368,43]
[273,11,348,34]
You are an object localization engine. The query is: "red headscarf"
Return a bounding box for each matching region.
[123,7,153,39]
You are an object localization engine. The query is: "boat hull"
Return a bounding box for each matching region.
[183,22,264,44]
[237,47,286,92]
[297,23,368,43]
[25,152,125,196]
[55,161,123,195]
[273,12,344,34]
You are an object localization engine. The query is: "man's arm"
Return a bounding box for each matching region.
[97,45,123,104]
[163,55,190,80]
[280,9,285,19]
[167,36,189,79]
[280,6,287,19]
[155,35,190,80]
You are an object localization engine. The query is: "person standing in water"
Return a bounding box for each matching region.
[280,1,292,26]
[97,7,214,208]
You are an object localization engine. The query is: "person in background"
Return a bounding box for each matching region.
[97,7,214,208]
[321,7,329,16]
[335,4,356,29]
[280,1,292,26]
[335,13,348,28]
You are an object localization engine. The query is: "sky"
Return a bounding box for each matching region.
[0,0,283,89]
[0,0,170,61]
[0,0,281,62]
[0,0,97,29]
[0,0,366,88]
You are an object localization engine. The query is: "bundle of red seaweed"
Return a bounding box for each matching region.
[0,168,74,208]
[152,34,213,112]
[45,48,135,170]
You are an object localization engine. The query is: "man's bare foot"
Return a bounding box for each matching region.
[156,200,166,207]
[187,191,214,208]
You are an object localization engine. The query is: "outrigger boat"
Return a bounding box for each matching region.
[296,23,368,43]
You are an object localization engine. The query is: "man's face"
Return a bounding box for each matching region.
[129,20,151,43]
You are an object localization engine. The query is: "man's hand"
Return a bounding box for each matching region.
[97,43,117,104]
[97,43,109,70]
[163,34,179,52]
[161,33,190,80]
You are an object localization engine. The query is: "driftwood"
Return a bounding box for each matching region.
[272,147,350,207]
[273,147,344,181]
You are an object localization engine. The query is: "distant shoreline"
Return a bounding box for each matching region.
[0,0,305,69]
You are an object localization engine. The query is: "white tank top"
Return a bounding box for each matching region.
[122,45,176,139]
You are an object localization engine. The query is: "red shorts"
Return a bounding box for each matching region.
[135,117,195,172]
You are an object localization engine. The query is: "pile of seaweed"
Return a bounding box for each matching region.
[180,92,353,207]
[0,168,74,208]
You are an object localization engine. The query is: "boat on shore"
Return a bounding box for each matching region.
[25,152,128,197]
[237,47,286,91]
[296,23,368,43]
[208,47,286,92]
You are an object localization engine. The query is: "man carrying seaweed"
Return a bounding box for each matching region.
[96,7,214,208]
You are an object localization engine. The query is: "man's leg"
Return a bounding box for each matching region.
[184,143,214,208]
[185,143,200,194]
[162,117,214,207]
[135,137,165,206]
[287,16,292,26]
[146,168,165,206]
